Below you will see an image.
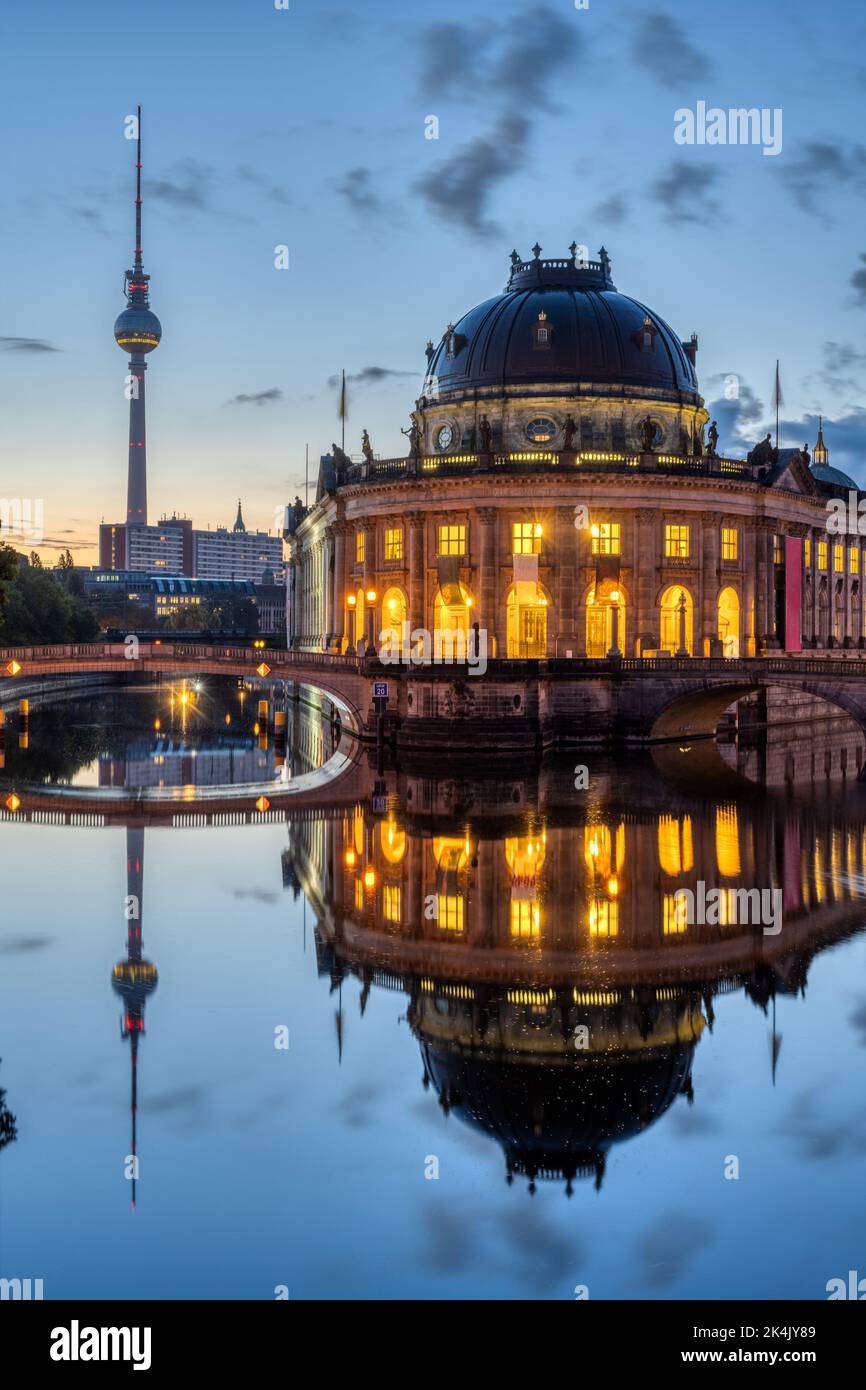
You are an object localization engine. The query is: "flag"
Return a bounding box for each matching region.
[513,552,539,606]
[437,554,463,606]
[773,360,784,411]
[338,369,348,423]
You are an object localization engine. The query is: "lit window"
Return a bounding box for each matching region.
[721,527,738,561]
[383,884,401,923]
[384,527,403,561]
[512,521,542,555]
[817,540,828,570]
[804,538,812,567]
[510,899,540,939]
[437,523,466,556]
[851,547,859,575]
[834,543,844,573]
[355,531,365,564]
[665,524,690,559]
[774,536,784,565]
[588,900,619,937]
[663,894,689,935]
[437,895,464,932]
[591,522,621,556]
[354,879,364,911]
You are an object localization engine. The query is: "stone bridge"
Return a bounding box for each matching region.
[5,643,866,750]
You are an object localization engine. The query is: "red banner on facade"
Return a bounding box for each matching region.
[784,535,803,652]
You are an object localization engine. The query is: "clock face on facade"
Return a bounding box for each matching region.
[436,424,454,451]
[525,417,558,443]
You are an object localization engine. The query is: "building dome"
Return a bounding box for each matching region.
[425,246,700,405]
[811,463,858,490]
[114,306,162,354]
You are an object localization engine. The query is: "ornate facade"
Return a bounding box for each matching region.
[286,245,859,660]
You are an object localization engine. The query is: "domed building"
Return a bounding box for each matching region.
[286,243,860,663]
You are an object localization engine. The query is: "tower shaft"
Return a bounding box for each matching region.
[127,356,148,523]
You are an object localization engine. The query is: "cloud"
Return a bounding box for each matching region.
[335,166,382,217]
[814,339,866,396]
[851,253,866,304]
[705,378,765,455]
[0,336,60,353]
[234,164,293,206]
[630,13,711,85]
[415,112,530,236]
[849,998,866,1046]
[225,388,283,407]
[0,935,54,954]
[148,159,215,211]
[648,159,724,224]
[634,1213,713,1289]
[782,140,866,220]
[326,366,416,389]
[417,22,491,100]
[593,193,628,225]
[777,1083,866,1160]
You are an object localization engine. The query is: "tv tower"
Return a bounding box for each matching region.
[114,105,162,525]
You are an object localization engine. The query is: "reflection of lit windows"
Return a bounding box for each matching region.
[834,543,844,573]
[721,527,738,561]
[438,523,466,556]
[380,819,406,863]
[804,537,811,567]
[354,879,364,911]
[657,815,693,876]
[588,900,618,937]
[665,524,689,559]
[716,805,741,877]
[383,884,401,924]
[385,527,403,561]
[584,823,624,878]
[512,521,542,555]
[510,899,540,939]
[718,889,737,927]
[851,547,860,575]
[817,540,828,570]
[355,531,365,564]
[591,521,621,556]
[774,535,784,565]
[437,895,464,933]
[663,893,689,934]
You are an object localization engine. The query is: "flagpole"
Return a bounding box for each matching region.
[341,368,346,452]
[775,359,780,451]
[304,443,309,508]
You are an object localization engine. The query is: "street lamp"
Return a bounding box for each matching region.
[676,590,689,656]
[608,588,621,658]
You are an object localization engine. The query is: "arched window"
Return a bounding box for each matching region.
[506,582,548,657]
[659,586,694,655]
[380,586,407,656]
[585,582,626,658]
[717,586,740,657]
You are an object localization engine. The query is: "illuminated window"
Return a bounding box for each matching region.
[355,531,365,564]
[834,543,844,573]
[818,540,828,570]
[512,521,542,555]
[438,523,466,556]
[721,527,738,561]
[804,537,811,567]
[851,547,859,575]
[663,893,689,935]
[716,805,741,877]
[588,900,619,937]
[510,899,540,939]
[354,879,364,911]
[437,895,464,932]
[383,884,401,924]
[774,536,784,564]
[591,522,621,556]
[665,524,690,559]
[384,527,403,561]
[657,815,694,876]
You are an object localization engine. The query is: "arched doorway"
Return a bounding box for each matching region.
[433,585,474,662]
[585,582,626,658]
[717,586,740,657]
[506,583,548,657]
[380,585,407,654]
[659,586,694,655]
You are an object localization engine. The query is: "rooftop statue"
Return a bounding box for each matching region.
[361,429,374,462]
[562,414,577,452]
[401,416,422,458]
[638,415,656,454]
[707,420,719,456]
[747,433,779,468]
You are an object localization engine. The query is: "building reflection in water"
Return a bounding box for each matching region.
[111,828,158,1210]
[284,755,866,1195]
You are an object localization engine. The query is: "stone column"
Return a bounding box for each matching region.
[476,507,499,656]
[635,510,658,653]
[743,519,757,657]
[331,521,348,650]
[362,524,376,651]
[554,505,578,655]
[407,512,426,637]
[700,512,719,656]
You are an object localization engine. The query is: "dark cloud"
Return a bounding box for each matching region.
[231,886,281,904]
[630,13,711,85]
[705,378,765,456]
[422,1199,478,1275]
[234,164,292,206]
[497,1203,578,1293]
[0,935,54,954]
[415,112,530,236]
[148,159,214,211]
[815,340,866,396]
[777,1083,866,1160]
[593,193,628,225]
[851,253,866,304]
[335,166,382,217]
[225,388,283,407]
[0,336,60,353]
[417,22,490,100]
[634,1213,713,1289]
[849,999,866,1046]
[145,1084,208,1116]
[782,141,866,220]
[326,366,416,389]
[648,159,724,224]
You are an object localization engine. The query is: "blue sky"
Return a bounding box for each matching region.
[2,0,866,557]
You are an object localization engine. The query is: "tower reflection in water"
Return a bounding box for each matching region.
[111,828,158,1210]
[284,756,866,1195]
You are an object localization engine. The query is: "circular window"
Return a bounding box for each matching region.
[436,424,454,451]
[525,417,558,443]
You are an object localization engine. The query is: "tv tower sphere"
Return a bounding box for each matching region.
[114,304,162,353]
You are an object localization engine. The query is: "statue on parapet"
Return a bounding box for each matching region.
[401,415,423,458]
[331,442,352,479]
[706,419,719,456]
[638,415,656,453]
[562,415,578,452]
[361,429,374,462]
[747,433,779,468]
[478,414,493,453]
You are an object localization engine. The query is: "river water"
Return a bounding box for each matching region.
[1,678,865,1300]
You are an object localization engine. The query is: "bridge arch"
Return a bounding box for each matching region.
[648,677,866,744]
